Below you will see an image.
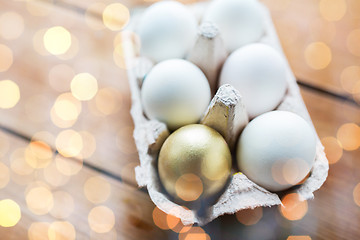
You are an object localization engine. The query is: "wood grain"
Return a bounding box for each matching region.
[0,130,167,239]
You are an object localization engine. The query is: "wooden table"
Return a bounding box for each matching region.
[0,0,359,239]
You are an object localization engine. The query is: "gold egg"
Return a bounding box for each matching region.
[158,124,232,202]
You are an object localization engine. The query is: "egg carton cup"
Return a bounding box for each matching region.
[125,2,329,226]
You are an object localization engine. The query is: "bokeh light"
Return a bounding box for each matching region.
[55,130,83,158]
[340,66,360,94]
[88,206,115,233]
[71,73,98,101]
[304,42,332,70]
[175,173,203,201]
[353,183,360,207]
[43,161,70,187]
[347,29,360,57]
[280,193,308,221]
[336,123,360,151]
[0,44,13,72]
[84,176,111,204]
[10,148,34,176]
[49,64,75,92]
[50,191,74,219]
[102,3,130,31]
[236,207,263,226]
[319,0,347,22]
[321,137,343,164]
[0,80,20,109]
[0,11,24,40]
[94,88,123,116]
[152,206,172,230]
[55,154,83,176]
[287,236,311,240]
[78,131,97,159]
[33,28,50,56]
[0,162,10,189]
[0,199,21,227]
[26,186,54,215]
[271,158,309,186]
[28,222,50,240]
[25,140,53,169]
[178,226,210,240]
[43,26,72,55]
[85,3,107,30]
[51,93,82,128]
[48,221,76,240]
[26,0,53,16]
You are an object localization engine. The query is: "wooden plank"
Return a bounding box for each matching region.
[0,129,168,239]
[0,0,138,185]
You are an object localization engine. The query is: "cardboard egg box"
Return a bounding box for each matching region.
[125,2,329,225]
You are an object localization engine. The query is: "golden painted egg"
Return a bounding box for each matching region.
[158,124,232,202]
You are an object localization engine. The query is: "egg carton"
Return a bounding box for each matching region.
[125,2,329,226]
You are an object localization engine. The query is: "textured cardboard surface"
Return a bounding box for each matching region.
[127,2,329,225]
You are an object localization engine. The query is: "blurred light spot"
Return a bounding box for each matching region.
[49,64,75,92]
[0,199,21,227]
[48,221,76,240]
[347,29,360,57]
[236,207,263,226]
[116,127,137,154]
[340,66,360,94]
[28,222,50,240]
[152,206,171,230]
[319,0,347,22]
[51,93,81,128]
[0,80,20,109]
[56,34,79,60]
[50,191,74,219]
[287,236,311,240]
[43,26,71,55]
[95,88,123,115]
[43,161,70,187]
[321,137,343,164]
[10,148,34,176]
[280,193,308,221]
[33,29,49,56]
[25,140,53,169]
[79,131,96,159]
[354,183,360,207]
[32,131,56,147]
[26,186,54,215]
[167,206,192,233]
[0,12,24,40]
[0,44,13,72]
[26,0,53,16]
[55,154,83,176]
[175,173,203,201]
[272,159,309,186]
[56,130,83,157]
[102,3,130,31]
[0,131,9,158]
[113,31,141,53]
[0,162,10,189]
[84,176,111,204]
[113,41,139,69]
[85,3,106,30]
[304,42,332,70]
[178,227,210,240]
[88,206,115,233]
[349,0,360,18]
[71,73,98,101]
[336,123,360,151]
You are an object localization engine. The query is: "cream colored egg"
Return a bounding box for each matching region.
[141,59,211,130]
[237,111,316,192]
[137,1,197,62]
[219,43,288,119]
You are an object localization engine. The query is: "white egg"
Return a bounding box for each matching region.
[136,1,197,63]
[237,111,316,192]
[203,0,265,52]
[219,43,288,119]
[141,59,211,130]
